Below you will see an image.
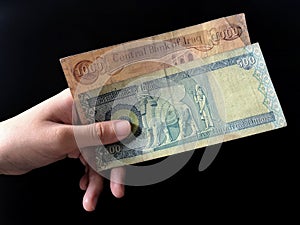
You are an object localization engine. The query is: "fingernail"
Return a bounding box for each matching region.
[113,120,131,138]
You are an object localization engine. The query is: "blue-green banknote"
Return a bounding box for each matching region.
[76,43,286,171]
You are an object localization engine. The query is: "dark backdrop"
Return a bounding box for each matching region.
[0,0,298,224]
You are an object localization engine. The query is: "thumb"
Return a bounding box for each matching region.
[72,120,131,149]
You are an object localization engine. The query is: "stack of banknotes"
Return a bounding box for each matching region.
[60,13,286,171]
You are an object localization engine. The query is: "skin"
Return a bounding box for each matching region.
[0,88,131,211]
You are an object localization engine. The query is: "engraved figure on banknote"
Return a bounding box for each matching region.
[194,84,214,130]
[174,101,198,140]
[140,96,198,149]
[136,81,213,150]
[138,91,172,149]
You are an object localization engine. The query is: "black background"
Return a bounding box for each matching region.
[0,0,298,224]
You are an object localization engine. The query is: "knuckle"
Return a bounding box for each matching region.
[95,122,113,139]
[95,123,104,139]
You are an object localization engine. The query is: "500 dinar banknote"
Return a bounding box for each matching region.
[70,43,286,171]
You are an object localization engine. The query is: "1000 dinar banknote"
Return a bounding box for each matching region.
[60,13,251,125]
[75,43,286,171]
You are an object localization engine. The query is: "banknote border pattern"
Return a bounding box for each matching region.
[246,44,286,128]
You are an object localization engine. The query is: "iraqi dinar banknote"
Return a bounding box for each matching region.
[65,43,286,171]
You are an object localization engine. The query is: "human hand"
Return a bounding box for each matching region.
[0,88,131,211]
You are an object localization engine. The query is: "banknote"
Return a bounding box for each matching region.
[60,13,251,125]
[72,43,286,171]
